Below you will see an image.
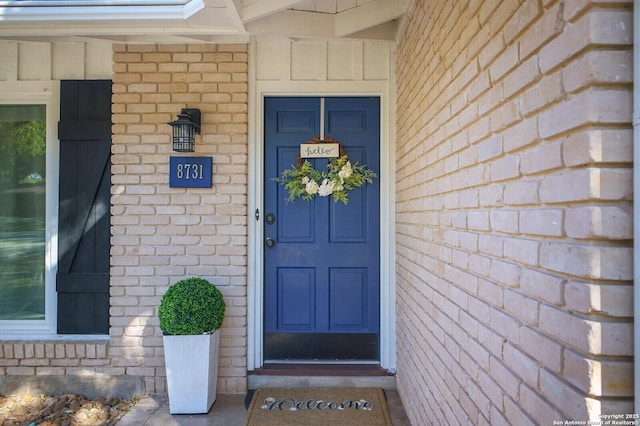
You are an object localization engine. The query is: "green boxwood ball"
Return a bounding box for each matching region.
[158,277,226,335]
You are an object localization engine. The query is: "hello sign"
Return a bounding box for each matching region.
[300,143,340,158]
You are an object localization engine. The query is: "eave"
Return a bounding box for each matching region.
[0,0,409,42]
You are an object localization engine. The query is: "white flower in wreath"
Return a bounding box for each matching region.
[305,179,319,195]
[338,161,353,180]
[318,178,335,197]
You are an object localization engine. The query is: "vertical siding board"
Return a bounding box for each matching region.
[363,40,390,80]
[256,39,291,80]
[0,41,18,81]
[86,43,115,79]
[291,41,327,80]
[328,41,364,80]
[53,43,86,80]
[18,42,52,81]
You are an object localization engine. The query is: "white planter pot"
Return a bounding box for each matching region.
[163,331,220,414]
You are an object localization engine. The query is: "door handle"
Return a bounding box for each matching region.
[265,237,276,248]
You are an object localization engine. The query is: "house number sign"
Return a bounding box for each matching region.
[300,143,340,158]
[169,156,212,188]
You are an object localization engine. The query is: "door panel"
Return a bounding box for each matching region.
[330,268,368,328]
[278,147,315,242]
[330,148,368,243]
[279,268,315,330]
[264,96,380,360]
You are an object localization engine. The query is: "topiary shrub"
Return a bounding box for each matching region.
[159,277,226,335]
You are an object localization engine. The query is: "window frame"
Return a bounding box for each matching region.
[0,81,59,337]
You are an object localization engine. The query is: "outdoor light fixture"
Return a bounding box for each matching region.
[168,108,201,152]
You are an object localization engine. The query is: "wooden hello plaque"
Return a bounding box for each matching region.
[300,143,340,158]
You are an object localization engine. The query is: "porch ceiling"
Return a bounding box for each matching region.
[0,0,409,43]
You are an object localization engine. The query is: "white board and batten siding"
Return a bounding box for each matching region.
[0,41,113,82]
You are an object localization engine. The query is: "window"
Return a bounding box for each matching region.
[0,82,59,337]
[0,105,47,320]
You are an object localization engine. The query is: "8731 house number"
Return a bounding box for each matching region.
[177,163,204,179]
[169,156,213,188]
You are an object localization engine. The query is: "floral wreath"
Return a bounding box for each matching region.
[275,136,377,205]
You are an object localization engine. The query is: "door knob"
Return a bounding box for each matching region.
[265,237,275,248]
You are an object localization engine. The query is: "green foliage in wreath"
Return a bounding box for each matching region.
[276,155,377,205]
[158,277,226,335]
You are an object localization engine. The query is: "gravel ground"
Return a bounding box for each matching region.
[0,393,137,426]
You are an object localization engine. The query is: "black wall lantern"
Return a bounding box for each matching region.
[168,108,201,152]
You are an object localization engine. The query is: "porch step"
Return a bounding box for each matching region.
[247,363,396,390]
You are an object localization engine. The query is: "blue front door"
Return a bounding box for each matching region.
[264,97,380,360]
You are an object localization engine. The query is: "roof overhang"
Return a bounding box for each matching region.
[0,0,409,43]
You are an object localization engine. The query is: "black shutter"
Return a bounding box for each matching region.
[57,80,112,334]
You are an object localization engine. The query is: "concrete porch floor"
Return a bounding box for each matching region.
[117,390,411,425]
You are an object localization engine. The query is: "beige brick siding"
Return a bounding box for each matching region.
[111,43,248,394]
[395,0,633,424]
[0,341,110,375]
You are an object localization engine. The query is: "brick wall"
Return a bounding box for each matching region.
[111,43,248,394]
[395,0,633,424]
[1,341,109,375]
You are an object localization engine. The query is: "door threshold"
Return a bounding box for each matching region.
[264,359,380,365]
[247,367,396,390]
[252,362,393,376]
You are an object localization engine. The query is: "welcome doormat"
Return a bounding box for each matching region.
[244,387,392,426]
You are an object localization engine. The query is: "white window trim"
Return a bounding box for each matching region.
[0,81,59,337]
